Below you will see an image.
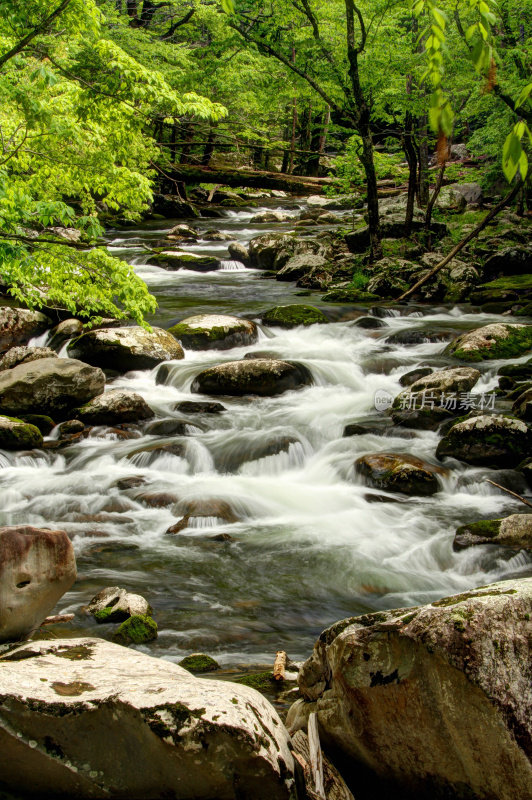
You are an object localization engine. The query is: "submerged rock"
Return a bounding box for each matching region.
[68,327,184,372]
[436,414,530,468]
[0,345,57,371]
[174,400,226,414]
[169,314,258,350]
[355,452,445,496]
[192,359,312,397]
[0,306,50,354]
[262,305,328,328]
[76,390,154,426]
[289,578,532,800]
[0,357,105,418]
[0,526,76,642]
[513,386,532,421]
[0,415,43,450]
[445,323,532,362]
[454,514,532,551]
[0,637,296,799]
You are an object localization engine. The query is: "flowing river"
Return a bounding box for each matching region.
[1,197,531,668]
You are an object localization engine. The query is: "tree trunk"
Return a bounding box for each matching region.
[417,115,430,207]
[425,160,446,246]
[179,123,195,164]
[201,126,216,166]
[360,130,382,261]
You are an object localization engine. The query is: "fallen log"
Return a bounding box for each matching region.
[166,164,333,195]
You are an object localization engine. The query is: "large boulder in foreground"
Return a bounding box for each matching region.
[68,327,184,372]
[0,526,76,642]
[355,453,445,496]
[288,578,532,800]
[454,514,532,551]
[75,390,154,426]
[445,323,532,362]
[168,314,258,350]
[0,637,296,800]
[0,415,43,450]
[0,357,105,418]
[0,306,50,354]
[436,414,530,468]
[192,359,312,397]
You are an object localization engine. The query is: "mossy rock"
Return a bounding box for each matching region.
[454,514,532,551]
[515,302,532,318]
[18,414,56,435]
[168,314,257,351]
[445,323,532,362]
[322,287,380,303]
[261,304,328,328]
[436,414,530,468]
[178,653,220,673]
[0,415,43,450]
[113,614,158,646]
[235,671,276,692]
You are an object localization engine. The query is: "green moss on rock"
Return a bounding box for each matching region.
[235,671,276,691]
[262,304,328,328]
[113,614,158,645]
[18,414,56,435]
[178,653,220,673]
[322,287,380,303]
[0,416,43,450]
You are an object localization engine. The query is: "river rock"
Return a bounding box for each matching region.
[288,578,532,800]
[262,305,328,328]
[0,526,76,642]
[0,307,50,354]
[48,318,84,350]
[174,400,226,414]
[437,414,530,468]
[228,241,250,264]
[0,637,296,799]
[0,357,105,418]
[250,211,290,223]
[68,327,184,372]
[392,367,482,429]
[0,345,57,372]
[454,514,532,551]
[482,246,532,281]
[445,323,532,362]
[192,359,312,397]
[166,223,198,241]
[513,386,532,421]
[355,453,445,496]
[398,367,433,386]
[276,254,329,283]
[75,390,154,425]
[87,585,151,623]
[168,314,258,350]
[248,233,324,270]
[152,194,200,218]
[148,250,220,272]
[0,415,43,450]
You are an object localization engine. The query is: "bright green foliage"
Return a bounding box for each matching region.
[0,0,225,324]
[412,0,531,182]
[332,136,405,192]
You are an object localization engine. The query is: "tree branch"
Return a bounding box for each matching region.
[0,0,73,70]
[0,232,93,250]
[160,8,195,40]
